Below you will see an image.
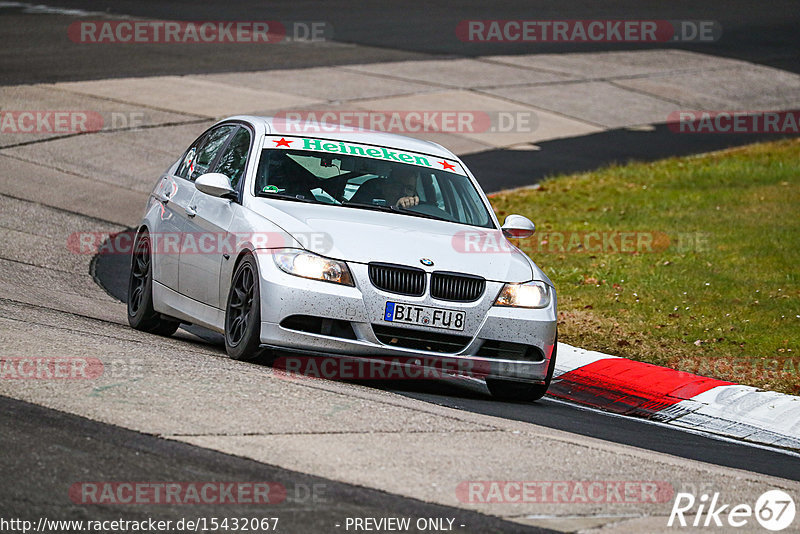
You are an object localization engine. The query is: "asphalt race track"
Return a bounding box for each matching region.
[1,395,550,533]
[1,0,798,84]
[2,1,800,532]
[463,125,798,191]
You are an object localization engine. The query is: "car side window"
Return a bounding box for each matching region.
[176,125,237,181]
[175,136,203,179]
[213,127,251,190]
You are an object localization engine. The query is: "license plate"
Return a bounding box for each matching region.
[383,302,465,331]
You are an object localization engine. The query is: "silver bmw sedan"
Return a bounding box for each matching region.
[128,116,557,401]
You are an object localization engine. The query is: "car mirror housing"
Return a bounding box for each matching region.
[195,173,237,199]
[501,214,536,239]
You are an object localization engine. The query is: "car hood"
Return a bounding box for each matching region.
[248,200,547,283]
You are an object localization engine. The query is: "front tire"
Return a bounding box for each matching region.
[127,231,180,336]
[486,334,558,402]
[224,253,263,361]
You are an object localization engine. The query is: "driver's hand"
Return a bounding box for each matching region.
[396,195,419,209]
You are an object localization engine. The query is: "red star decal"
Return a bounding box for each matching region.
[274,137,292,147]
[438,160,456,171]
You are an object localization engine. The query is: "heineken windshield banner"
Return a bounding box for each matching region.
[265,136,467,176]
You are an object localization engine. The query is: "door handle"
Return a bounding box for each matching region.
[185,205,197,217]
[157,188,171,204]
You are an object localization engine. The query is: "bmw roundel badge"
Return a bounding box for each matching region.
[420,258,434,266]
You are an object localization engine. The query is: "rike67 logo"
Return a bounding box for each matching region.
[668,490,795,531]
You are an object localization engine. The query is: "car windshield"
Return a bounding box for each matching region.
[253,146,494,228]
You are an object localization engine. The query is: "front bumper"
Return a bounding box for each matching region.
[254,253,557,382]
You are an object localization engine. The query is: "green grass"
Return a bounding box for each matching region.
[490,139,800,394]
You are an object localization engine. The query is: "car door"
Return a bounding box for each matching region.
[179,125,251,308]
[157,124,237,294]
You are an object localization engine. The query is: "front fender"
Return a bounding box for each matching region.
[217,223,302,310]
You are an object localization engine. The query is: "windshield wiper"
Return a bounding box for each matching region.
[342,201,447,222]
[342,201,397,212]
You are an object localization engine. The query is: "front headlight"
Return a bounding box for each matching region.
[494,281,550,308]
[273,249,354,286]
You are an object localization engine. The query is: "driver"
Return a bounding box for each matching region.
[386,167,419,208]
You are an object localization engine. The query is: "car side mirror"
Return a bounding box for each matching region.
[501,214,535,239]
[195,173,237,199]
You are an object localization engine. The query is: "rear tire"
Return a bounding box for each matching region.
[224,253,263,361]
[127,231,180,336]
[486,333,558,402]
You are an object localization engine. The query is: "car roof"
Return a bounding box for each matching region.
[218,115,459,160]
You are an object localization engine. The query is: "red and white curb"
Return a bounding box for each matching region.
[549,344,800,450]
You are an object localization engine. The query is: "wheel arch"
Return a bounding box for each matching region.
[134,223,150,239]
[222,248,265,361]
[219,245,259,316]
